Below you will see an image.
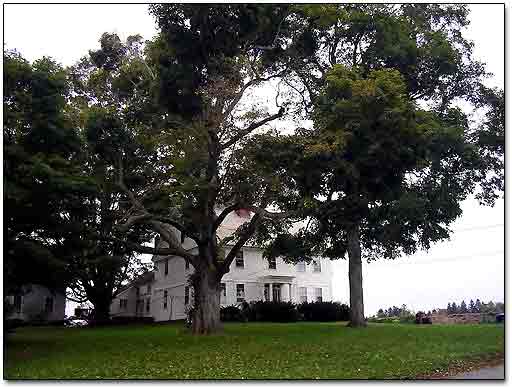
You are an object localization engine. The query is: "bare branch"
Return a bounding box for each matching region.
[221,108,285,149]
[222,69,289,121]
[110,235,196,262]
[117,212,152,232]
[66,295,89,304]
[252,12,289,51]
[220,213,263,273]
[213,203,241,232]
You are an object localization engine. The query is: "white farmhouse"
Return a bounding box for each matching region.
[111,209,333,321]
[6,285,66,323]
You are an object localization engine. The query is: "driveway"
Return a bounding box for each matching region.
[450,364,504,380]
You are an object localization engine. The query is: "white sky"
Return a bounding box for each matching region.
[3,3,505,316]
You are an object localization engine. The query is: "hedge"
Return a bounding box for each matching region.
[220,301,350,323]
[298,301,350,321]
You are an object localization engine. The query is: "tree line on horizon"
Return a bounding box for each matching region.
[375,299,504,318]
[444,299,504,314]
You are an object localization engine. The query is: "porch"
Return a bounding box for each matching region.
[259,275,295,303]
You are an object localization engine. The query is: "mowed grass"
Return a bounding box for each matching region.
[4,322,503,379]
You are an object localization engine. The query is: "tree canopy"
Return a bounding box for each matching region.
[3,4,503,331]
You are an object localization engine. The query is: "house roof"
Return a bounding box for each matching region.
[117,271,155,294]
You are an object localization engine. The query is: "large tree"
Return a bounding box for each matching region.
[4,47,150,324]
[4,51,85,295]
[241,4,503,327]
[80,6,312,334]
[62,33,159,323]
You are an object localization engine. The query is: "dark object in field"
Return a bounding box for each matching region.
[415,311,432,324]
[496,313,504,323]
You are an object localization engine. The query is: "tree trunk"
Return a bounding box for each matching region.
[90,298,112,326]
[347,225,367,327]
[191,267,222,335]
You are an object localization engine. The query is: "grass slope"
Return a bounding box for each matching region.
[4,322,504,379]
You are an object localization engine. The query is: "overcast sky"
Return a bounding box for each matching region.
[4,3,505,316]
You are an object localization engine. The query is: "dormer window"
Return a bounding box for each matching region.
[268,257,276,270]
[313,260,321,273]
[235,250,244,268]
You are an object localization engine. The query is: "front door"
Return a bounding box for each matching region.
[272,284,281,302]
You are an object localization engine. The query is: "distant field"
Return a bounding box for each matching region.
[4,322,504,379]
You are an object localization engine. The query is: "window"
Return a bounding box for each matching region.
[163,290,168,310]
[296,261,306,272]
[119,299,128,310]
[235,250,244,268]
[299,287,307,303]
[146,298,150,313]
[164,259,169,275]
[264,284,270,302]
[185,286,190,305]
[220,283,226,298]
[313,260,321,272]
[44,297,54,313]
[315,288,323,302]
[268,257,276,270]
[136,287,140,297]
[236,284,245,303]
[147,284,151,295]
[185,259,190,270]
[14,295,22,313]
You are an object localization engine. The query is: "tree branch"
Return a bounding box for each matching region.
[212,203,242,232]
[219,213,263,273]
[221,108,285,149]
[243,205,299,221]
[66,295,89,304]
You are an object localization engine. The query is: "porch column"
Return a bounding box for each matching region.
[281,283,289,302]
[269,283,273,302]
[288,283,292,302]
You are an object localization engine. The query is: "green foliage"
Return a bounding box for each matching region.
[258,4,502,267]
[220,305,246,322]
[244,301,299,322]
[221,301,350,323]
[297,301,350,322]
[4,48,151,318]
[4,323,504,379]
[4,50,87,293]
[148,4,290,118]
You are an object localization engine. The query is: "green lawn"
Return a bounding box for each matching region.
[4,322,504,379]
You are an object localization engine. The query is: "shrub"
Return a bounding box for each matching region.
[298,301,350,322]
[220,305,246,322]
[248,301,299,322]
